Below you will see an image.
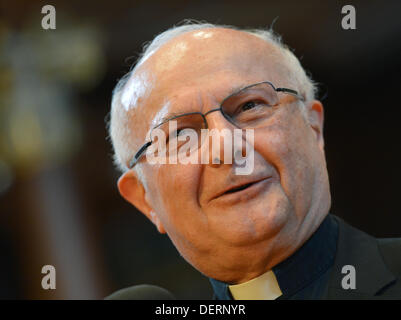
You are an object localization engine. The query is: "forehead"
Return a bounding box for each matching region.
[126,28,290,132]
[147,28,286,86]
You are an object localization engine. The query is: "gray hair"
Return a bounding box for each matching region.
[108,20,317,179]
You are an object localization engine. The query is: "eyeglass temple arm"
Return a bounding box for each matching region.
[276,87,305,101]
[129,141,152,169]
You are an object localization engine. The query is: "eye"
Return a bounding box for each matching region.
[167,128,192,144]
[173,128,191,137]
[238,99,269,113]
[241,101,258,111]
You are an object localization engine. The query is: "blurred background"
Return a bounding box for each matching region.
[0,0,400,299]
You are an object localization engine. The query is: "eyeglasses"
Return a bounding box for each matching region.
[128,81,305,168]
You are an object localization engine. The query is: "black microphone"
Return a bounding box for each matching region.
[105,284,175,300]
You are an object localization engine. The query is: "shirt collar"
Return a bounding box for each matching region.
[228,269,282,300]
[209,214,338,300]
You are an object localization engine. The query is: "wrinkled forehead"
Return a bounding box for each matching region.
[122,28,291,137]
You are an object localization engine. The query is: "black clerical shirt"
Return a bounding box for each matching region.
[209,214,339,300]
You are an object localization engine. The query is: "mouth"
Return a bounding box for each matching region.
[211,177,272,201]
[224,182,255,194]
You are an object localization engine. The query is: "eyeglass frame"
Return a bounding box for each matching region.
[128,80,305,169]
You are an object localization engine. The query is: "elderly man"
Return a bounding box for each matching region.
[108,22,401,300]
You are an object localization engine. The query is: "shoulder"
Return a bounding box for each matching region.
[377,237,401,277]
[333,214,401,276]
[328,215,401,298]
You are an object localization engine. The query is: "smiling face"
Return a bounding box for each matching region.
[117,28,331,284]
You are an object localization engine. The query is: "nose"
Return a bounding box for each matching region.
[202,110,247,168]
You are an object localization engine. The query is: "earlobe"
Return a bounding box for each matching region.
[150,211,166,234]
[117,170,166,234]
[307,100,325,151]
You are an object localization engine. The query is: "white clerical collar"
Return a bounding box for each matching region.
[228,270,282,300]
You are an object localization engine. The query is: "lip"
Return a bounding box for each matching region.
[210,176,273,204]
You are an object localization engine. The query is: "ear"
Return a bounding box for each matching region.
[306,100,325,152]
[118,170,166,234]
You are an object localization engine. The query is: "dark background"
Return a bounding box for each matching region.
[0,0,400,299]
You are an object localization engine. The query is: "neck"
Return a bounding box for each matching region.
[209,213,338,300]
[220,211,329,285]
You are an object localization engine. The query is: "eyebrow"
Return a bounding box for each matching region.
[159,111,184,123]
[226,83,249,96]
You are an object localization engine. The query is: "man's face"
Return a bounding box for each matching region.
[118,29,331,283]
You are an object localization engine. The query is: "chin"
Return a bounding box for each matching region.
[208,184,291,243]
[210,203,291,247]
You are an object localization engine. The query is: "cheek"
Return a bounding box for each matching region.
[147,163,215,262]
[148,163,206,235]
[153,164,199,208]
[254,115,316,213]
